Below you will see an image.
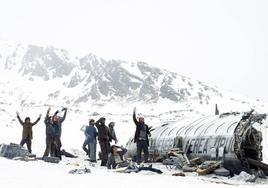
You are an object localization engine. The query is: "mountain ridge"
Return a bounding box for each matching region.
[0,42,266,117]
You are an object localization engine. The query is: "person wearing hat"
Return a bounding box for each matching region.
[133,107,151,164]
[16,111,42,153]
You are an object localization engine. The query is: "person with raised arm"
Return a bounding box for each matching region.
[16,111,42,153]
[133,107,151,164]
[43,107,55,158]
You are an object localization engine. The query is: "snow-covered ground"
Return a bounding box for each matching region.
[1,108,268,188]
[1,153,268,188]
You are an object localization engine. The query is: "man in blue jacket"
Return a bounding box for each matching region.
[83,119,98,162]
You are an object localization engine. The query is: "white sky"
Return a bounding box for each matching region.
[0,0,268,102]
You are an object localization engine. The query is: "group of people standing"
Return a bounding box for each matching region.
[82,117,118,166]
[16,107,67,160]
[43,107,67,159]
[16,106,151,168]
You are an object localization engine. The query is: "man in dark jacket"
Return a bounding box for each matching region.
[95,117,116,166]
[108,122,118,145]
[43,107,55,158]
[83,119,98,162]
[107,145,128,169]
[133,107,151,164]
[51,108,67,160]
[16,111,42,153]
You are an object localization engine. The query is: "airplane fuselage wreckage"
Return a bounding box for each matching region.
[126,110,268,176]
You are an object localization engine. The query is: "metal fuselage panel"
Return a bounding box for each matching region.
[126,115,245,172]
[149,115,241,158]
[126,114,268,174]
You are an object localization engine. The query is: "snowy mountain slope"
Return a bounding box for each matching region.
[1,42,268,146]
[0,42,267,117]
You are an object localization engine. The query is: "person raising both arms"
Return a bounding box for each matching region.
[16,111,42,153]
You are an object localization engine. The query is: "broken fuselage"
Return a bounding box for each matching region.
[126,112,268,175]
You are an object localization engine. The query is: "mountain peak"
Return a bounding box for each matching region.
[0,42,266,115]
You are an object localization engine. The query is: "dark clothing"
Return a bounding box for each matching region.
[95,120,112,141]
[52,122,61,137]
[52,109,67,138]
[133,112,151,164]
[43,110,55,158]
[17,114,40,154]
[99,140,110,166]
[108,127,117,142]
[50,109,67,160]
[17,115,41,140]
[43,135,54,157]
[95,119,116,166]
[136,140,149,163]
[138,124,147,140]
[20,137,32,153]
[54,136,62,160]
[133,112,150,146]
[107,146,128,169]
[44,112,53,136]
[43,110,66,160]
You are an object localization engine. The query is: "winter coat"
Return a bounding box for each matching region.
[51,109,67,137]
[108,127,117,142]
[44,111,53,136]
[133,112,151,146]
[17,115,41,140]
[85,125,98,143]
[95,119,115,141]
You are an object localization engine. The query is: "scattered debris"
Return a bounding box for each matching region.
[196,161,222,175]
[182,165,197,173]
[246,169,267,183]
[163,150,190,169]
[13,156,37,162]
[68,168,91,174]
[200,178,239,186]
[189,157,202,166]
[172,172,186,177]
[0,143,32,159]
[115,163,163,174]
[61,149,78,158]
[214,167,231,177]
[43,156,60,163]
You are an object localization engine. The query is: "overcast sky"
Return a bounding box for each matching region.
[0,0,268,102]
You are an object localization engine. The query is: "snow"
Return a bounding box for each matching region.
[1,108,268,188]
[0,155,268,188]
[121,61,144,78]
